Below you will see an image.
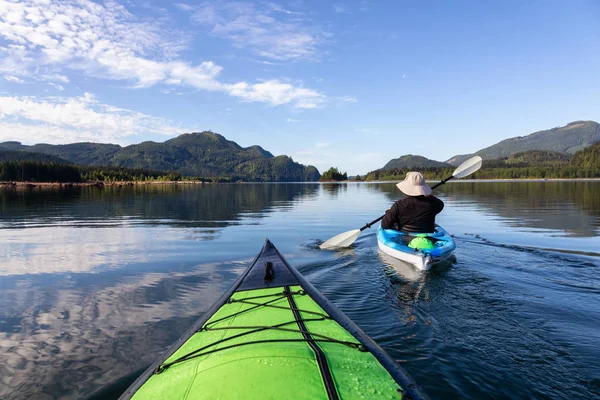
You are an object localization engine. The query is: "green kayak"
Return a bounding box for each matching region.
[119,239,427,400]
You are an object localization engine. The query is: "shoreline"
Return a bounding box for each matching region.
[0,180,210,189]
[321,178,600,183]
[1,177,599,189]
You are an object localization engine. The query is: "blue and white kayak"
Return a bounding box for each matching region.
[377,225,456,271]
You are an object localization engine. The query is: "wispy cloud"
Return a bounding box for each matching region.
[315,142,331,148]
[333,4,350,14]
[226,80,324,108]
[359,0,370,12]
[338,96,358,104]
[0,93,183,144]
[40,74,70,83]
[356,128,379,135]
[181,1,330,61]
[0,0,326,109]
[48,82,65,91]
[287,118,300,123]
[4,75,24,83]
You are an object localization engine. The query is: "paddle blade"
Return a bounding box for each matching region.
[320,229,361,249]
[453,156,482,179]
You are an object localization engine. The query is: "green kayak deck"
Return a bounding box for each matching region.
[120,240,427,400]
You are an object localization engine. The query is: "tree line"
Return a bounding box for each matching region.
[364,144,600,181]
[0,161,186,183]
[0,160,312,183]
[365,165,599,181]
[319,167,348,181]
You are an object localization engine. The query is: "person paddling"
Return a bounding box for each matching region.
[381,172,444,234]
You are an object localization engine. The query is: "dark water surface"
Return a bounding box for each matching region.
[1,182,599,399]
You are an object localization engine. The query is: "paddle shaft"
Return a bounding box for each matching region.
[358,175,455,232]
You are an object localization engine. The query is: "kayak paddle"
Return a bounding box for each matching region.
[319,155,483,250]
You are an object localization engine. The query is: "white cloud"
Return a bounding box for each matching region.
[286,118,300,123]
[48,82,65,91]
[0,93,183,144]
[174,3,195,12]
[315,142,330,148]
[338,96,358,103]
[226,80,324,108]
[4,75,24,83]
[40,73,70,83]
[333,4,350,14]
[0,0,327,109]
[184,1,329,61]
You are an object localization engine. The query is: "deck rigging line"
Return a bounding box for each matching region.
[153,289,364,376]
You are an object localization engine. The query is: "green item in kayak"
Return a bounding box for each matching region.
[119,239,428,400]
[408,235,436,250]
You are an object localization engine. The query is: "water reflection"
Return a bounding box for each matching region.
[0,226,154,275]
[0,184,320,277]
[1,182,599,399]
[371,181,600,237]
[0,259,247,399]
[0,183,320,229]
[321,182,348,198]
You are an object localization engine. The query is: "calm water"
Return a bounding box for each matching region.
[1,182,599,399]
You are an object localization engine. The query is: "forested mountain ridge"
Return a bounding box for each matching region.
[446,120,600,166]
[571,141,600,169]
[485,150,572,168]
[364,145,600,181]
[0,141,28,151]
[383,155,451,169]
[27,142,122,165]
[0,131,319,182]
[0,150,72,164]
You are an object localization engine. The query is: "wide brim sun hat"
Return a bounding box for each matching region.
[396,172,432,196]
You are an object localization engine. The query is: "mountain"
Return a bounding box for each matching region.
[484,150,571,168]
[0,150,72,164]
[383,155,451,170]
[571,141,600,169]
[0,131,320,182]
[446,120,600,166]
[0,141,28,151]
[502,150,571,166]
[26,142,121,165]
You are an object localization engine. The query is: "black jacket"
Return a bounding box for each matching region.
[381,195,444,233]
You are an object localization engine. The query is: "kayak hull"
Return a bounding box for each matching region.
[120,239,428,400]
[377,225,456,271]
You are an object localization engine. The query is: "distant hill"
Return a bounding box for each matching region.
[0,131,320,182]
[571,141,600,169]
[383,154,451,170]
[446,120,600,166]
[484,150,571,168]
[0,150,72,164]
[363,146,600,181]
[25,142,122,165]
[0,141,28,151]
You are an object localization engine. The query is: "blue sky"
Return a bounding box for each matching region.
[0,0,599,175]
